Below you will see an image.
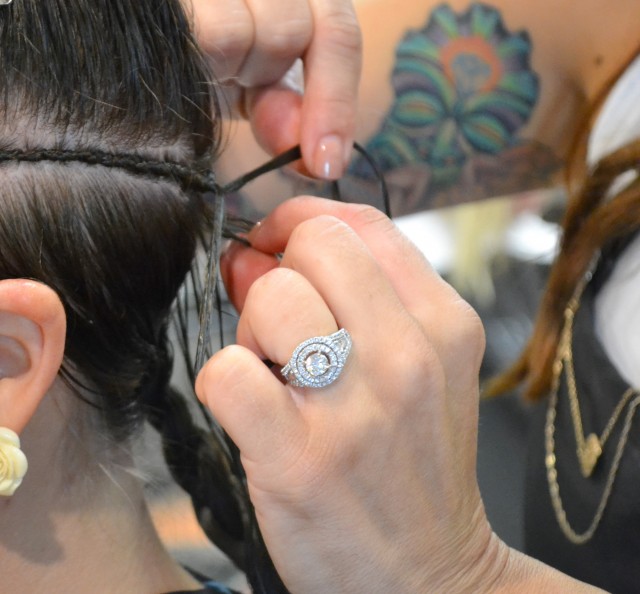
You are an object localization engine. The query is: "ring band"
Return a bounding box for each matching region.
[281,329,352,388]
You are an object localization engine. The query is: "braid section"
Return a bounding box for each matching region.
[139,343,248,569]
[0,148,221,194]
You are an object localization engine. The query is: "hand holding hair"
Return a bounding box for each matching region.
[197,197,497,591]
[189,0,361,180]
[197,197,607,593]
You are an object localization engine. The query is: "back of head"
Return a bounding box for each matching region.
[0,0,218,438]
[0,4,292,590]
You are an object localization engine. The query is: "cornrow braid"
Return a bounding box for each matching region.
[0,148,259,568]
[0,148,222,194]
[139,342,248,569]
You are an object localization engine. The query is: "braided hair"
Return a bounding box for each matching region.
[0,1,288,591]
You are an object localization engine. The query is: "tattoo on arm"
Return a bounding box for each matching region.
[347,2,561,215]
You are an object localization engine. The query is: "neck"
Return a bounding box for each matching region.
[0,385,201,594]
[576,1,640,104]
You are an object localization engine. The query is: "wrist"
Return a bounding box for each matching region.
[447,522,512,594]
[409,503,511,594]
[487,543,606,593]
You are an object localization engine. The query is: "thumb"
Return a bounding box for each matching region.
[247,84,304,162]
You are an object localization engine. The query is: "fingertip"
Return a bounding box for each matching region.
[195,345,302,464]
[302,0,361,178]
[221,241,280,312]
[302,102,356,180]
[312,134,350,180]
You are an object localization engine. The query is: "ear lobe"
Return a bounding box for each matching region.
[0,280,66,434]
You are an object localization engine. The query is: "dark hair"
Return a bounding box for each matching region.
[0,1,286,591]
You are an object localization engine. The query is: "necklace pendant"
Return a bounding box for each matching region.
[578,433,602,478]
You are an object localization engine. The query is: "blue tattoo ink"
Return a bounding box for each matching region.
[352,2,540,195]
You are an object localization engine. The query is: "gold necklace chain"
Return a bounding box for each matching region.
[544,268,640,544]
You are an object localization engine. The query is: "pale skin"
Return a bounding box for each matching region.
[197,197,605,593]
[0,281,205,593]
[188,0,363,180]
[1,1,362,592]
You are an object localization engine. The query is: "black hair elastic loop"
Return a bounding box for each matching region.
[221,141,391,218]
[353,141,391,218]
[220,145,302,194]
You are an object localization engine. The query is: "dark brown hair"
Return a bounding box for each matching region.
[1,1,286,591]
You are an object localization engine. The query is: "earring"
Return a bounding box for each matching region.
[0,427,28,496]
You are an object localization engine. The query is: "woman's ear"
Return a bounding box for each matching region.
[0,280,66,434]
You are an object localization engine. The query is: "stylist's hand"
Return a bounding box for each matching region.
[189,0,361,180]
[197,198,506,593]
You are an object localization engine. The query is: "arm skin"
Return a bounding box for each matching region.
[213,0,640,217]
[494,548,606,593]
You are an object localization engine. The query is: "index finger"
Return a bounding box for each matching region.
[248,197,451,315]
[246,198,485,388]
[188,0,254,81]
[301,0,362,180]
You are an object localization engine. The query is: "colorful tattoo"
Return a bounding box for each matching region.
[349,3,561,214]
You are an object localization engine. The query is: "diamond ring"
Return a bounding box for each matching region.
[280,329,352,388]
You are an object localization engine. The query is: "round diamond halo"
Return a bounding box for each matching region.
[282,329,352,388]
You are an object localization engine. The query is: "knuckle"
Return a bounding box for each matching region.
[289,214,350,249]
[199,14,255,66]
[316,7,362,58]
[196,345,247,402]
[446,298,486,371]
[283,214,375,283]
[382,323,445,404]
[255,18,312,59]
[244,266,298,308]
[456,299,486,353]
[347,204,393,233]
[397,340,444,399]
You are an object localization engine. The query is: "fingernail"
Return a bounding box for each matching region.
[220,239,240,260]
[247,219,263,243]
[315,135,345,180]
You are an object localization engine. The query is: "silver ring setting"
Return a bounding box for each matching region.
[281,329,352,388]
